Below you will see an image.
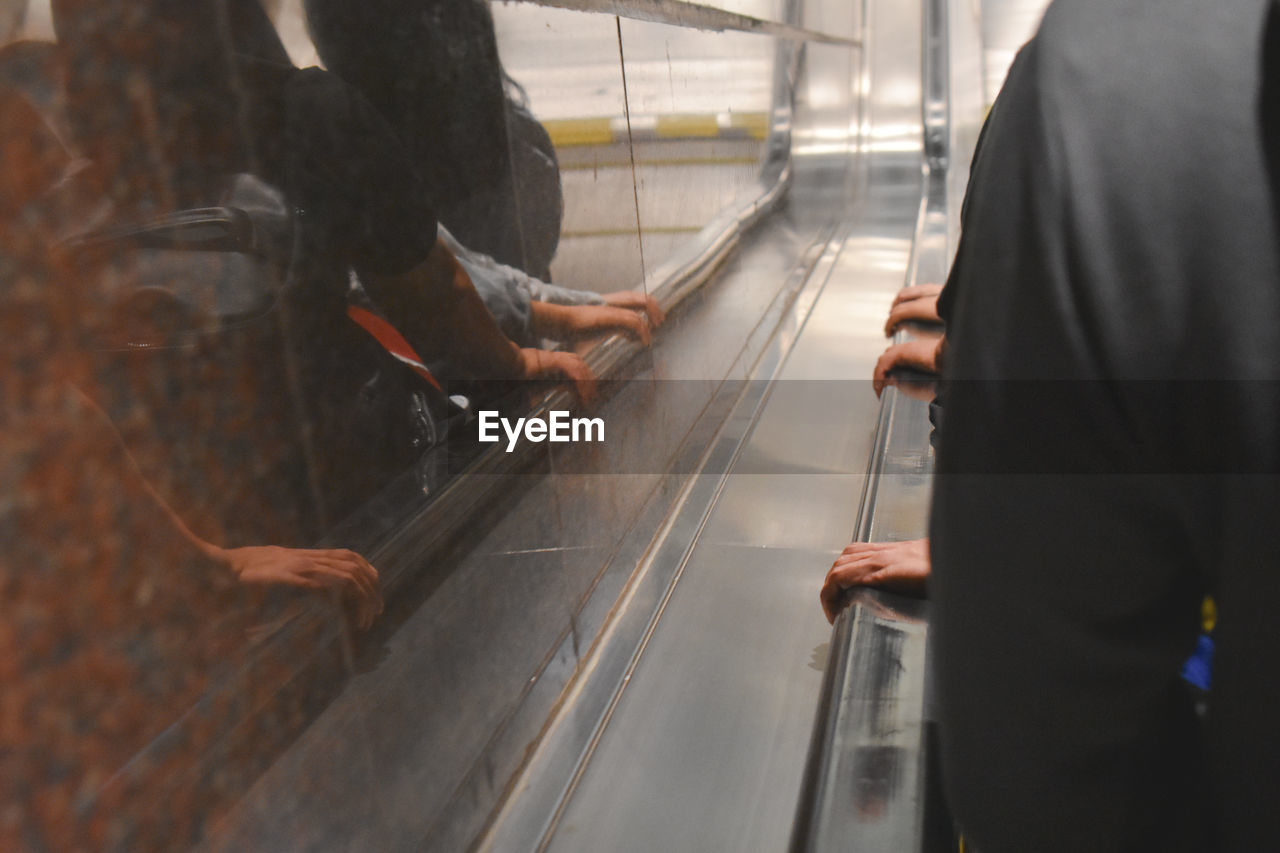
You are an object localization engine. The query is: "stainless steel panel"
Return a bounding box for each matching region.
[793,0,988,847]
[548,544,837,853]
[529,0,931,845]
[732,380,878,475]
[480,225,842,852]
[700,472,869,549]
[947,0,988,254]
[978,0,1050,106]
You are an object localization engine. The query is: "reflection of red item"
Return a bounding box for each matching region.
[345,304,442,392]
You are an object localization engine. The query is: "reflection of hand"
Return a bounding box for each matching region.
[872,337,943,396]
[223,545,383,629]
[567,305,653,346]
[602,290,665,328]
[884,293,941,335]
[519,347,598,405]
[820,539,930,623]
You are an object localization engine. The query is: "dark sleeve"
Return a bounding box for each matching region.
[303,0,512,189]
[1264,1,1280,217]
[927,29,1211,853]
[274,67,437,277]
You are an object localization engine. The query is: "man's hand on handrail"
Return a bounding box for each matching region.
[820,538,931,623]
[872,336,944,396]
[884,283,943,335]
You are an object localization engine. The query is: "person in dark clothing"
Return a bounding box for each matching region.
[927,1,1280,850]
[50,0,592,398]
[303,0,563,279]
[46,0,600,559]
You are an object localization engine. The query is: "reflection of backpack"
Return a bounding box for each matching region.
[72,176,458,540]
[504,95,563,282]
[343,296,467,484]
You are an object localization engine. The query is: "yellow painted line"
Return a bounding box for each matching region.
[728,111,770,140]
[656,113,721,139]
[543,111,772,147]
[543,117,615,147]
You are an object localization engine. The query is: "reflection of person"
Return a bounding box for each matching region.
[0,82,387,626]
[929,0,1280,850]
[51,0,597,400]
[3,45,396,845]
[1,218,380,853]
[304,0,560,278]
[852,745,905,820]
[85,388,386,627]
[443,225,664,350]
[2,382,383,851]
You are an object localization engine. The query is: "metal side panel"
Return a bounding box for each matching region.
[791,0,989,848]
[526,0,927,845]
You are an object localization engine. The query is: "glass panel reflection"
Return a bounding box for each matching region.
[0,0,855,846]
[493,3,643,290]
[616,18,774,275]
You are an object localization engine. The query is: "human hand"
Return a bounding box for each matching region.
[872,337,943,396]
[518,347,598,405]
[891,283,943,308]
[820,538,930,623]
[222,545,383,629]
[568,304,653,346]
[602,290,665,328]
[884,292,942,335]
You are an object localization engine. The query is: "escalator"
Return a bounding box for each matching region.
[478,0,986,848]
[205,0,986,847]
[1,0,995,847]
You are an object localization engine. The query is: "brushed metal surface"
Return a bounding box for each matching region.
[792,1,987,848]
[479,226,841,853]
[978,0,1051,106]
[549,544,839,852]
[202,0,934,847]
[535,0,927,846]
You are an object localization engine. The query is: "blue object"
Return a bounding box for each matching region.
[1180,634,1214,691]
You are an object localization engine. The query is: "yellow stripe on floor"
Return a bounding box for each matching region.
[728,111,770,140]
[656,113,722,139]
[544,112,771,147]
[544,117,616,147]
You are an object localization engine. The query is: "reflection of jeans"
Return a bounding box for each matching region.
[440,225,602,349]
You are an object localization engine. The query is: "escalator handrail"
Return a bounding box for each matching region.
[790,0,953,847]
